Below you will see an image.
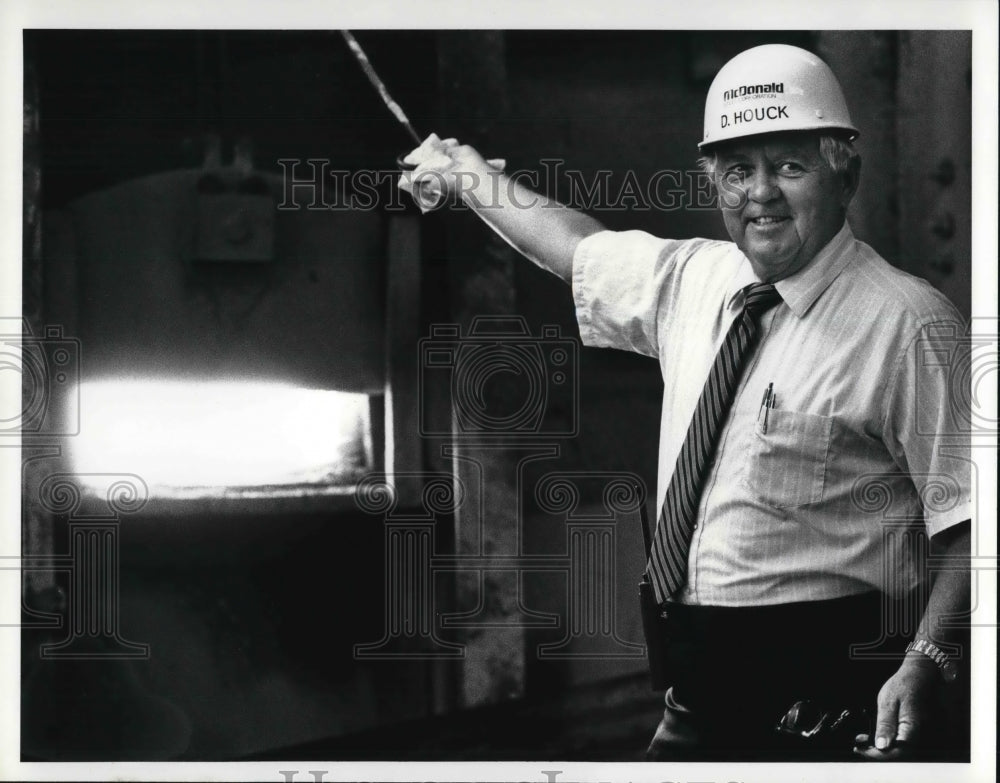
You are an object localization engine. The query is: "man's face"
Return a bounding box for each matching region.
[714,133,854,282]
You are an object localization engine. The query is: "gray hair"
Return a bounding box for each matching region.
[697,134,860,178]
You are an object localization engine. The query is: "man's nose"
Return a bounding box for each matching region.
[747,169,780,203]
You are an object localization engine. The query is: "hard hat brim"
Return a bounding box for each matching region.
[697,124,860,151]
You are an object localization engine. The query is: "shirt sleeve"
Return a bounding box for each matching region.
[881,316,974,537]
[572,229,694,358]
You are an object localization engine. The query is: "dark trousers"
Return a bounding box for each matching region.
[645,591,912,761]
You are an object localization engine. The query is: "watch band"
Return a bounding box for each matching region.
[906,639,959,683]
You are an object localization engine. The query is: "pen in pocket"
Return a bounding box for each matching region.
[759,382,775,434]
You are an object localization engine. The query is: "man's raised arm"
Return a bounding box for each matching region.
[397,134,605,283]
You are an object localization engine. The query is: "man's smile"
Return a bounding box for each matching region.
[746,215,791,230]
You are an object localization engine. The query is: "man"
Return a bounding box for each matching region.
[399,44,971,761]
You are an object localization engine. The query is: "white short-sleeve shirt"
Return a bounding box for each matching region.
[573,222,972,606]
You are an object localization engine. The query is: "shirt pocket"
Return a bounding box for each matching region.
[740,409,832,508]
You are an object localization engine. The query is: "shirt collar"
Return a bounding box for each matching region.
[726,222,855,318]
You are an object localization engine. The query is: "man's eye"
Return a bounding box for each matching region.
[724,166,750,179]
[778,162,805,175]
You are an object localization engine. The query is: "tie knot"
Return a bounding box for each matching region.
[742,282,782,320]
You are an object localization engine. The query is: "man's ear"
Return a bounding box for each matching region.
[840,156,861,208]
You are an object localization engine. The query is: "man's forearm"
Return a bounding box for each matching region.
[462,169,605,283]
[906,521,970,663]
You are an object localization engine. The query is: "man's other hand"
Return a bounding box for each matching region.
[853,653,942,760]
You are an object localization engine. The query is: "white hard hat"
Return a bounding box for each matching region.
[700,44,859,149]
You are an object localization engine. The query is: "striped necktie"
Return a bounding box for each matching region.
[646,282,783,603]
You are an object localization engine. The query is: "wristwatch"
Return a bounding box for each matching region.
[905,639,959,683]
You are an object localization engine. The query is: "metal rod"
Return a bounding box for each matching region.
[340,30,423,146]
